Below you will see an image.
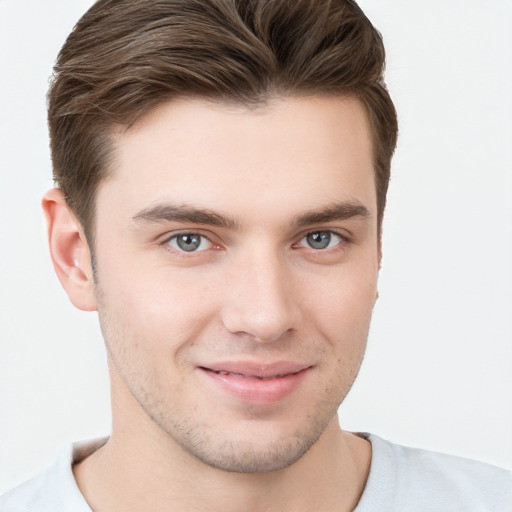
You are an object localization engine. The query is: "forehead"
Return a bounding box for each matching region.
[99,95,376,224]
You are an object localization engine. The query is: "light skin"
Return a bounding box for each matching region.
[44,95,380,511]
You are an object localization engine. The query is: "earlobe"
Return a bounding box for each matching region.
[42,188,97,312]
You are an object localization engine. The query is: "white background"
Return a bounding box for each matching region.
[0,0,511,493]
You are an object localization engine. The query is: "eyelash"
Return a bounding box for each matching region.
[163,231,218,255]
[162,229,349,255]
[293,230,348,251]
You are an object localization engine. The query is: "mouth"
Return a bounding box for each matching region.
[197,362,312,404]
[200,368,304,380]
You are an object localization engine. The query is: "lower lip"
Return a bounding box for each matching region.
[198,367,311,405]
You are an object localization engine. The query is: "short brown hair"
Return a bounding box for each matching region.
[48,0,398,239]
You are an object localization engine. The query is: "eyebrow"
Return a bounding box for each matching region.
[290,201,370,228]
[132,200,370,230]
[132,204,239,230]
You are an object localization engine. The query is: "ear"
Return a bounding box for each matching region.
[42,188,97,311]
[375,237,383,303]
[377,235,383,270]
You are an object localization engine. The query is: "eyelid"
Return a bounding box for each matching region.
[160,228,216,244]
[293,228,350,250]
[160,229,222,254]
[157,227,351,254]
[168,233,212,252]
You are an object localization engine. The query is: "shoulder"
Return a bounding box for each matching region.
[385,436,511,506]
[1,466,61,512]
[0,439,106,512]
[356,433,512,512]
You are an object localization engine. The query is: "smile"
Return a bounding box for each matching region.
[203,368,301,380]
[197,362,312,404]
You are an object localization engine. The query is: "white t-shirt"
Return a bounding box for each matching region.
[1,434,510,511]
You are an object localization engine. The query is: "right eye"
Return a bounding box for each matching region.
[167,233,213,252]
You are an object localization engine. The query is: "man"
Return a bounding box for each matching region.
[1,0,510,510]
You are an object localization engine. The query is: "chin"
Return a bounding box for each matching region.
[184,435,316,474]
[162,407,338,474]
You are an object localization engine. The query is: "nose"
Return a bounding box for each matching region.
[221,247,302,343]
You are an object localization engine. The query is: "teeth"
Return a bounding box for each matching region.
[212,369,286,380]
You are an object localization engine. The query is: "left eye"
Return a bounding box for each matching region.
[298,231,342,250]
[168,233,212,252]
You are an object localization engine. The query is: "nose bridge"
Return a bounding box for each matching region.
[221,241,301,342]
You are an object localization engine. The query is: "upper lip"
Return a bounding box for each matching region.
[198,361,312,378]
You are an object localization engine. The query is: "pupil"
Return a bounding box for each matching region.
[307,232,330,249]
[177,234,200,252]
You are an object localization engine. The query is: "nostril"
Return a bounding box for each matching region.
[220,262,302,341]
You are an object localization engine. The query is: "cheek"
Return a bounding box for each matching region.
[96,264,222,354]
[302,264,377,375]
[306,265,378,326]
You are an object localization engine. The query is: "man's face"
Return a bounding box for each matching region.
[92,96,379,473]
